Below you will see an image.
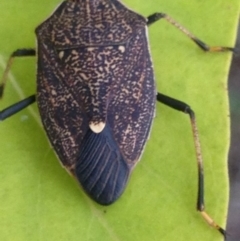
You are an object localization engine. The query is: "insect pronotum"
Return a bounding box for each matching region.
[0,0,234,237]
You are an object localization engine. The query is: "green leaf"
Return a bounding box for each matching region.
[0,1,239,240]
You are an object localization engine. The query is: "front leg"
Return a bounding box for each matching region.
[147,13,234,52]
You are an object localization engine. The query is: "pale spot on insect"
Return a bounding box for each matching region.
[89,122,106,133]
[122,124,133,143]
[64,36,71,44]
[58,51,64,59]
[122,88,129,94]
[51,89,57,96]
[87,47,95,51]
[110,64,116,69]
[118,46,125,53]
[79,72,89,81]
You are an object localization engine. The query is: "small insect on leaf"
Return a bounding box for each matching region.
[35,0,156,205]
[0,0,236,238]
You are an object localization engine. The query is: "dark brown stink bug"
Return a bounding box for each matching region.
[0,0,234,236]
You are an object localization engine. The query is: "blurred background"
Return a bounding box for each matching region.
[227,19,240,241]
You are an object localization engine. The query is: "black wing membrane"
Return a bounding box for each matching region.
[75,123,130,205]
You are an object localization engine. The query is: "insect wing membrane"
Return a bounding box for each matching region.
[35,0,156,204]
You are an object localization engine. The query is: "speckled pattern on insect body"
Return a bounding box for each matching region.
[35,0,155,204]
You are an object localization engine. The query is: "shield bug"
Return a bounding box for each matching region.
[0,0,235,236]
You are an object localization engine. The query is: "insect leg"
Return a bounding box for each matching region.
[156,92,226,236]
[0,48,36,98]
[147,13,234,53]
[0,95,36,121]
